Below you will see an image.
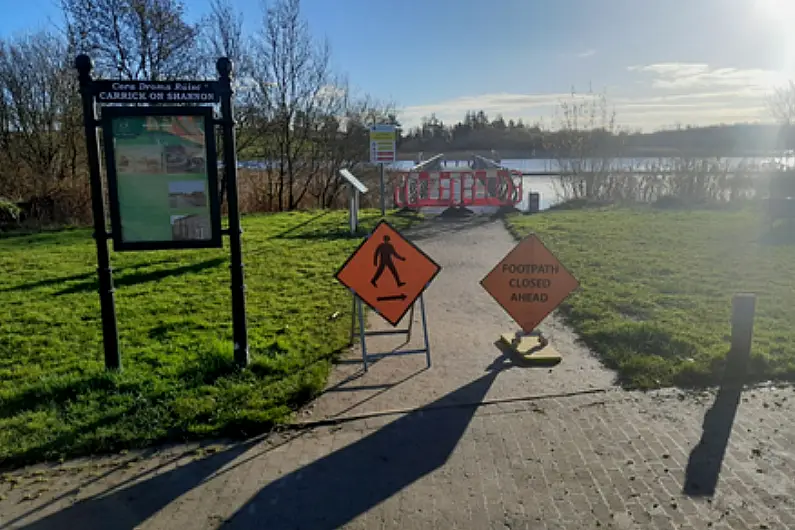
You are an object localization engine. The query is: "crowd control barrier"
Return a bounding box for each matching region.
[393,169,523,209]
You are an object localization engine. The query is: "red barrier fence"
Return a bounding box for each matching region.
[393,169,523,209]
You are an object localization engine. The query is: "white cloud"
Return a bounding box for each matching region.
[627,62,783,92]
[578,49,596,59]
[398,62,783,131]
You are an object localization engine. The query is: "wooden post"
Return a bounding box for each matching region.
[725,293,756,381]
[528,192,540,213]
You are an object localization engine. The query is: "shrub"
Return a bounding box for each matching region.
[0,197,21,230]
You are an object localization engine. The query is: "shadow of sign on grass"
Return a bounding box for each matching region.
[54,257,226,295]
[274,228,363,241]
[0,350,243,469]
[0,259,177,293]
[268,211,333,239]
[18,355,512,530]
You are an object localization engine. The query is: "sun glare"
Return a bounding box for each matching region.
[756,0,795,81]
[757,0,795,19]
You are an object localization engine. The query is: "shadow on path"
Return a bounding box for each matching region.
[224,354,513,529]
[405,216,499,242]
[14,355,512,529]
[2,451,187,529]
[13,442,255,530]
[321,368,428,420]
[683,380,743,496]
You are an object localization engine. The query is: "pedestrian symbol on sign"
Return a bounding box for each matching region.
[371,235,406,288]
[335,221,441,326]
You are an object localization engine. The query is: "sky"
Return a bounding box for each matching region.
[3,0,795,131]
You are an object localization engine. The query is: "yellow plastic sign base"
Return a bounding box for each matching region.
[499,333,562,366]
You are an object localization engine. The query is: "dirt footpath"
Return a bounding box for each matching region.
[2,217,795,530]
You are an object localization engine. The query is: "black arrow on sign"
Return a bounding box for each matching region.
[377,294,407,302]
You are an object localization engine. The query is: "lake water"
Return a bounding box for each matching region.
[387,155,795,211]
[237,154,792,213]
[388,156,794,173]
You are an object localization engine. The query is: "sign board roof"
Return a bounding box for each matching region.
[339,169,368,194]
[480,234,579,333]
[336,220,441,326]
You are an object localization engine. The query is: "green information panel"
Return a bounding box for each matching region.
[102,106,221,251]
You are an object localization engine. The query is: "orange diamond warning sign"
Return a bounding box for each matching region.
[480,234,579,333]
[336,220,441,326]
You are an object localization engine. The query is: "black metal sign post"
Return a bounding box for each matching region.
[75,54,249,370]
[76,55,121,370]
[216,58,249,367]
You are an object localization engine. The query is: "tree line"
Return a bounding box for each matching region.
[0,0,397,227]
[402,104,795,158]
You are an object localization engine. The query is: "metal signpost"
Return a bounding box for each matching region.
[75,54,249,370]
[339,169,368,235]
[369,124,397,216]
[335,220,441,371]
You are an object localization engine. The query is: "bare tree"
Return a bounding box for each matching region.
[308,93,398,208]
[250,0,332,211]
[198,0,259,203]
[0,31,86,222]
[201,0,249,77]
[62,0,200,80]
[546,88,622,199]
[767,81,795,154]
[768,81,795,126]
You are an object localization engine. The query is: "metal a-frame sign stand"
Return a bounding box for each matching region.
[336,220,440,372]
[354,285,432,372]
[75,54,249,370]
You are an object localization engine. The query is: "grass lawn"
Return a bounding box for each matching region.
[506,206,795,389]
[0,209,421,469]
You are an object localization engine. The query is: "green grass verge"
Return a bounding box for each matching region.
[0,209,422,469]
[506,206,795,389]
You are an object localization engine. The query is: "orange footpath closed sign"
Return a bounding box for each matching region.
[480,234,579,333]
[335,221,441,326]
